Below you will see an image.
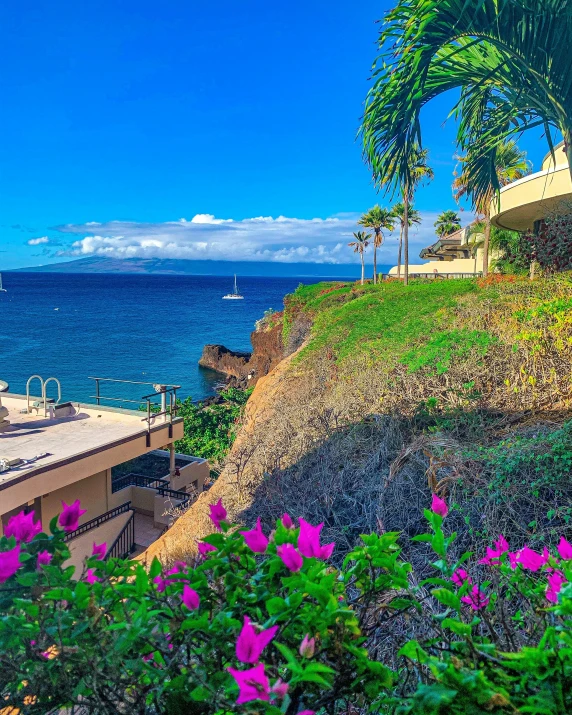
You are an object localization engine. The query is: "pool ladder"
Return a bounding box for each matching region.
[26,375,61,417]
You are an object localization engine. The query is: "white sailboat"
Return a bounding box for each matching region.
[0,274,6,293]
[223,274,244,300]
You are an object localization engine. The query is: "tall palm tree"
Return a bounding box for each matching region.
[358,206,395,283]
[348,231,370,285]
[453,140,530,276]
[360,1,572,218]
[391,202,421,279]
[434,210,462,239]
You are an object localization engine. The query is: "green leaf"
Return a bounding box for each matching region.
[442,617,472,636]
[432,588,461,611]
[398,640,428,663]
[266,596,287,615]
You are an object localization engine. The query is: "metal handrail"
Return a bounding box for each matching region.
[87,377,180,446]
[157,486,190,504]
[112,472,169,494]
[106,512,135,560]
[63,502,132,542]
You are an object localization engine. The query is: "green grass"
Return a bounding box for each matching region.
[286,279,480,365]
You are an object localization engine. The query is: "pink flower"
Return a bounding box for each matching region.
[558,536,572,560]
[142,652,154,663]
[430,494,448,517]
[296,711,315,715]
[241,517,269,553]
[479,535,510,566]
[508,551,519,570]
[236,616,278,663]
[84,569,100,585]
[270,679,289,699]
[154,575,167,592]
[209,499,227,530]
[297,518,335,560]
[227,663,270,704]
[516,546,549,572]
[0,545,21,583]
[277,543,303,572]
[451,568,471,587]
[197,541,217,558]
[5,511,42,543]
[58,500,87,532]
[182,585,200,610]
[546,571,566,603]
[461,585,489,611]
[91,542,107,560]
[36,550,52,569]
[299,634,315,658]
[281,513,294,529]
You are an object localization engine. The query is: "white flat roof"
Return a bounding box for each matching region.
[0,393,177,487]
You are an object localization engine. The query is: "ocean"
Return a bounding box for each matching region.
[0,271,363,405]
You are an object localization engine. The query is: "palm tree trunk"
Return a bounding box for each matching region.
[373,242,377,284]
[403,191,410,286]
[482,214,491,277]
[360,253,365,285]
[397,228,403,278]
[564,131,572,184]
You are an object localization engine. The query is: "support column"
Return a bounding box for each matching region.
[170,442,176,476]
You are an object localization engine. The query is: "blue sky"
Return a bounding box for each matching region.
[0,1,553,272]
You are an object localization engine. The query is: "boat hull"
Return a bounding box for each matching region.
[222,295,244,300]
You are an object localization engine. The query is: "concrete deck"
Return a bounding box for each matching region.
[0,393,183,488]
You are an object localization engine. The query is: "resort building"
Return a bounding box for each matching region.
[490,141,572,231]
[0,377,208,571]
[388,225,487,277]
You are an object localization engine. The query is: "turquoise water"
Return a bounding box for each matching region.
[0,271,362,404]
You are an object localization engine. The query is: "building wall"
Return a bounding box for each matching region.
[41,470,108,531]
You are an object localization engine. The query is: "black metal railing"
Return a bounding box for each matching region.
[112,472,169,494]
[63,502,132,542]
[157,486,190,506]
[106,512,135,559]
[87,377,180,446]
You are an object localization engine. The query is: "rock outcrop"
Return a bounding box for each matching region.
[198,313,285,388]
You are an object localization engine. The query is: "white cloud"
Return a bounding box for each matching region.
[54,211,474,265]
[27,236,50,246]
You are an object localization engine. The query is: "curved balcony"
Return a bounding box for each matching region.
[491,149,572,231]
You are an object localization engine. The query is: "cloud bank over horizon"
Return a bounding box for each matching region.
[53,211,473,265]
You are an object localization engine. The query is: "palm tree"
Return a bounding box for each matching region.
[392,202,421,279]
[360,1,572,216]
[358,206,395,283]
[434,210,462,239]
[453,140,530,276]
[348,231,370,285]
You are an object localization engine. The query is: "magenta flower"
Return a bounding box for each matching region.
[277,543,303,572]
[236,616,278,663]
[5,511,42,543]
[197,541,217,558]
[84,569,100,585]
[227,663,270,704]
[516,546,549,572]
[297,711,315,715]
[430,494,448,517]
[240,517,269,554]
[91,542,107,560]
[558,536,572,560]
[546,570,566,603]
[182,585,200,610]
[508,551,519,569]
[281,513,294,529]
[479,535,510,566]
[451,568,471,587]
[0,545,21,583]
[299,634,315,658]
[209,499,227,530]
[461,585,489,611]
[153,575,168,592]
[36,550,52,569]
[270,679,289,699]
[58,500,87,532]
[297,518,335,560]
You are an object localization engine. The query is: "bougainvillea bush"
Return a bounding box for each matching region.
[2,497,572,714]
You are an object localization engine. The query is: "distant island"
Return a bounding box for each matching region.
[11,256,366,278]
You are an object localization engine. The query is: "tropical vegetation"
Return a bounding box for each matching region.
[348,230,370,285]
[358,205,395,283]
[391,202,421,279]
[433,210,461,239]
[4,495,572,713]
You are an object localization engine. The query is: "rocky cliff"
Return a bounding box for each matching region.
[198,313,285,387]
